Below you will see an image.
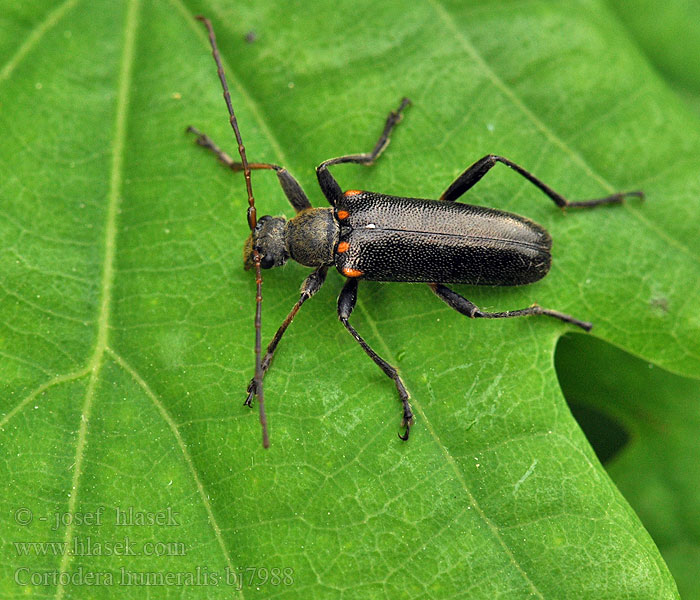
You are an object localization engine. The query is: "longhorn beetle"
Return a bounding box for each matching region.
[189,16,643,448]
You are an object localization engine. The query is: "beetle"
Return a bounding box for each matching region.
[190,17,642,446]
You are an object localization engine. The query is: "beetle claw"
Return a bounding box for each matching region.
[244,380,255,407]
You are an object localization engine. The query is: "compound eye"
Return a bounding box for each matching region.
[260,254,275,269]
[255,215,270,229]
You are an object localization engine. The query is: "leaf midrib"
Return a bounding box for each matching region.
[53,0,138,596]
[46,1,246,598]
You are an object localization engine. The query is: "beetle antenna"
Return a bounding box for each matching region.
[196,16,269,448]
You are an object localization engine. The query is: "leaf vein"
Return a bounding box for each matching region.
[0,0,80,84]
[107,347,244,599]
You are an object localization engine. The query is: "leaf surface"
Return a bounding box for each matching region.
[1,0,697,597]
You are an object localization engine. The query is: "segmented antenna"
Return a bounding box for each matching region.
[196,16,269,448]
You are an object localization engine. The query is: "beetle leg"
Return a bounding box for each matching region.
[337,278,414,440]
[316,98,411,206]
[187,126,312,212]
[429,283,593,331]
[440,154,643,208]
[245,267,328,405]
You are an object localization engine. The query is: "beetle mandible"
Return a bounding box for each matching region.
[189,17,643,446]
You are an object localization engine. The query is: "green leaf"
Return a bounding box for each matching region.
[1,0,696,597]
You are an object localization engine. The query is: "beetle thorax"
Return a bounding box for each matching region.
[285,208,339,267]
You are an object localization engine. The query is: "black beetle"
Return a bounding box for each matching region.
[190,17,642,447]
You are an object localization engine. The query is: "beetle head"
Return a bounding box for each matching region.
[244,215,288,270]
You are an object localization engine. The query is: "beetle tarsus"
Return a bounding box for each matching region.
[399,410,414,441]
[244,380,255,407]
[565,189,645,209]
[186,125,241,169]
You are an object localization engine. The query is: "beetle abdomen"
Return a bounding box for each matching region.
[334,192,551,285]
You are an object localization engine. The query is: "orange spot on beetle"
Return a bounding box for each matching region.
[344,189,362,197]
[337,241,350,253]
[337,210,349,220]
[342,267,363,278]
